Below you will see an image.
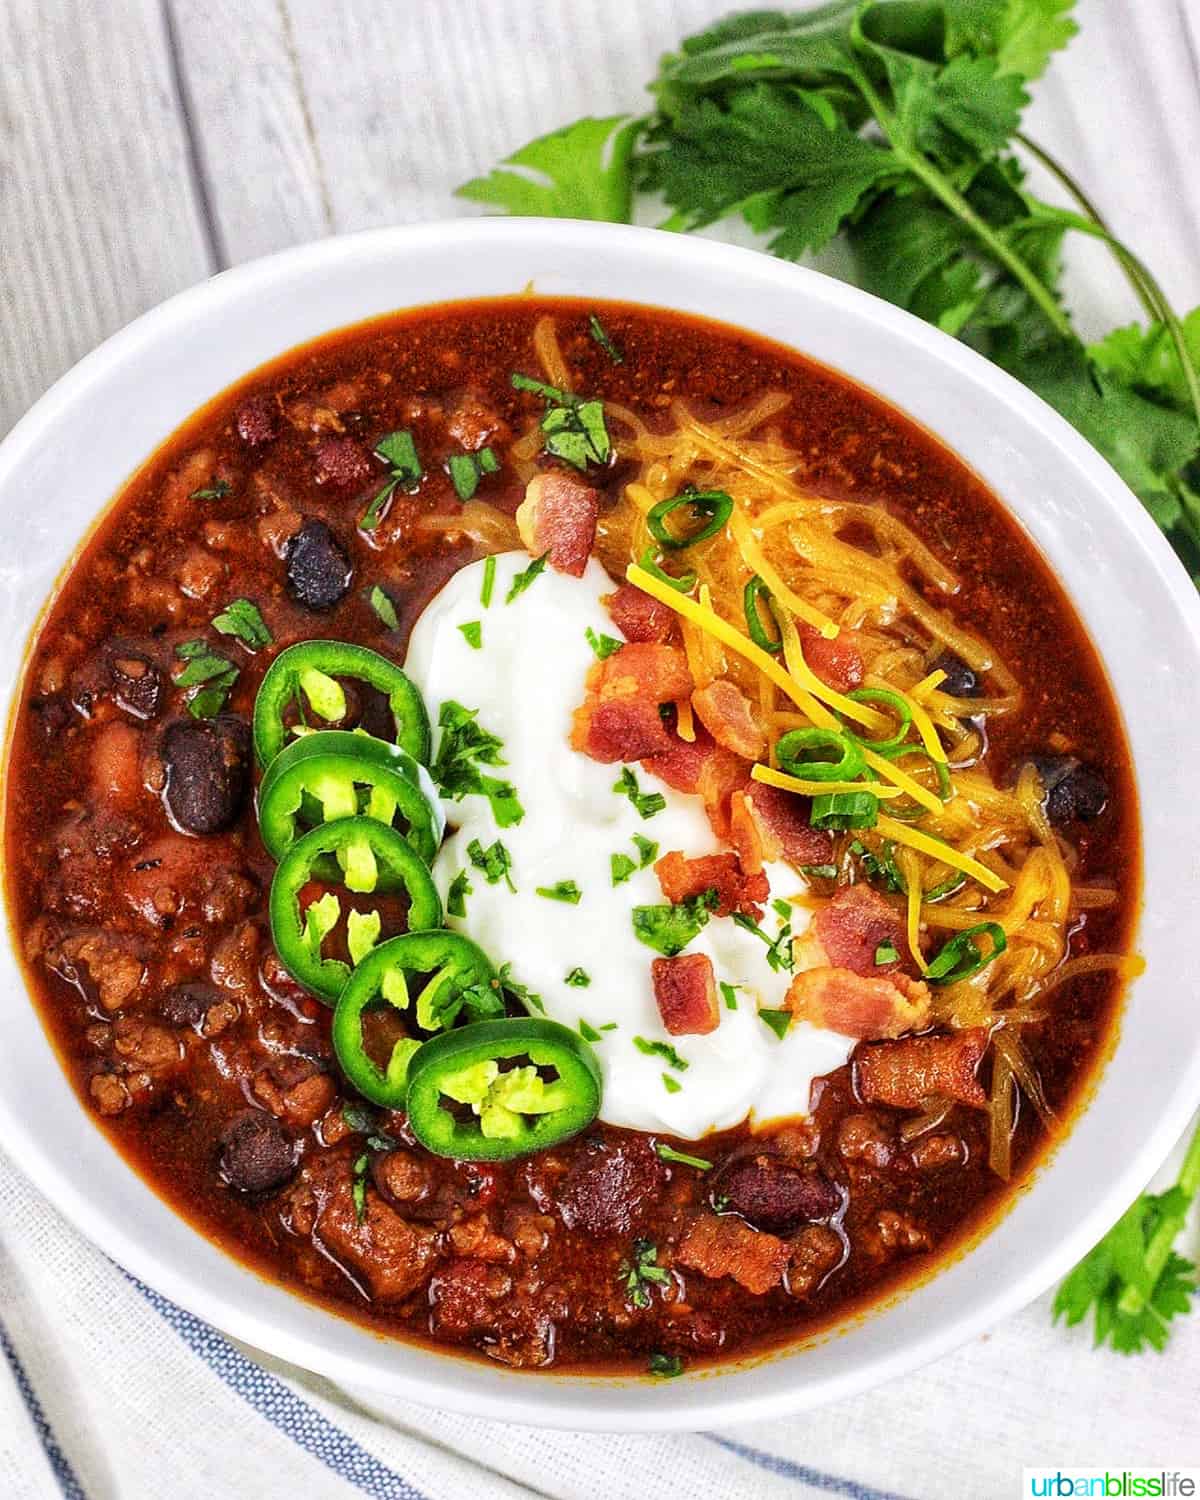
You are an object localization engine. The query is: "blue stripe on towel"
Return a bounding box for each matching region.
[0,1321,89,1500]
[706,1435,916,1500]
[131,1279,429,1500]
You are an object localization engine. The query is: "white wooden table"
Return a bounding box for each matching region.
[3,1,1200,1490]
[3,0,1199,441]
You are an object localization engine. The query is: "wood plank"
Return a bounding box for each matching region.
[0,0,212,437]
[167,0,333,264]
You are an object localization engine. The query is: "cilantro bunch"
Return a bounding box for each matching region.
[459,0,1200,578]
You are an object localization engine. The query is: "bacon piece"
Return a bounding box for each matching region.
[734,781,834,871]
[793,884,904,977]
[691,679,766,760]
[589,642,692,706]
[676,1213,788,1294]
[785,967,931,1040]
[516,472,598,578]
[606,583,675,644]
[800,623,864,692]
[570,697,672,763]
[652,954,720,1036]
[654,850,767,920]
[855,1028,989,1109]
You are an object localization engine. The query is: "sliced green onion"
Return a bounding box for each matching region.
[923,874,967,904]
[810,789,879,830]
[926,922,1007,984]
[637,547,697,594]
[743,574,783,654]
[842,687,912,753]
[776,726,866,783]
[647,488,733,550]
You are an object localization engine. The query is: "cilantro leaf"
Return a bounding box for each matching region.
[211,597,272,650]
[631,890,717,957]
[458,115,641,221]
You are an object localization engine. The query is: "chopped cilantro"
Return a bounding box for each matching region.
[720,981,739,1011]
[632,833,659,867]
[351,1152,370,1224]
[432,700,524,827]
[875,939,900,966]
[447,448,499,501]
[632,890,717,957]
[467,837,515,892]
[458,620,483,650]
[611,852,637,887]
[732,908,795,973]
[481,554,497,608]
[446,870,472,918]
[759,1008,792,1041]
[634,1036,688,1071]
[661,1073,682,1095]
[505,552,549,604]
[578,1018,603,1042]
[173,640,238,718]
[613,766,666,820]
[366,585,399,630]
[211,597,272,650]
[618,1237,671,1309]
[589,313,624,364]
[361,429,422,530]
[655,1143,711,1171]
[536,880,582,905]
[497,961,545,1014]
[509,373,611,471]
[564,967,591,988]
[586,626,624,660]
[190,477,230,501]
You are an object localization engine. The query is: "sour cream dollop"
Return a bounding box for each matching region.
[404,552,852,1139]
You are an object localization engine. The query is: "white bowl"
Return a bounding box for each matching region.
[2,219,1199,1430]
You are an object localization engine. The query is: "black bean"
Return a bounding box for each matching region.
[219,1110,296,1193]
[710,1154,841,1234]
[159,980,221,1030]
[928,649,980,698]
[161,714,250,835]
[1026,754,1110,824]
[557,1135,666,1237]
[107,644,164,720]
[285,519,353,612]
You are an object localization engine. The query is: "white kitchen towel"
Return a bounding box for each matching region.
[3,1127,1199,1500]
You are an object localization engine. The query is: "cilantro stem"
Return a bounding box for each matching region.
[852,71,1074,343]
[1014,133,1160,325]
[1116,1115,1200,1318]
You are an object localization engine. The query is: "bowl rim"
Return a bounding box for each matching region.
[2,216,1200,1431]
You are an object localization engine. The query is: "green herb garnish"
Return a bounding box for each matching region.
[565,967,592,988]
[174,640,239,718]
[211,598,272,650]
[589,313,624,364]
[648,1352,684,1378]
[506,552,549,604]
[634,1036,689,1071]
[458,620,483,650]
[661,1073,682,1095]
[190,478,230,501]
[632,890,717,957]
[497,961,545,1014]
[446,870,472,918]
[351,1151,370,1224]
[536,880,582,905]
[432,700,524,827]
[1054,1118,1200,1353]
[467,837,516,892]
[619,1238,671,1309]
[366,585,399,630]
[655,1144,712,1171]
[361,429,422,530]
[510,373,611,470]
[611,853,637,887]
[720,981,739,1011]
[613,766,666,820]
[579,1018,603,1042]
[586,626,624,660]
[732,908,795,973]
[447,448,499,501]
[874,940,900,966]
[481,554,497,608]
[759,1008,792,1040]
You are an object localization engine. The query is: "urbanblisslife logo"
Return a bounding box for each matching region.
[1024,1472,1199,1497]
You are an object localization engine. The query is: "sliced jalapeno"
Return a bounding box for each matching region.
[268,816,441,1002]
[253,640,431,768]
[332,931,497,1108]
[258,729,443,866]
[405,1017,602,1161]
